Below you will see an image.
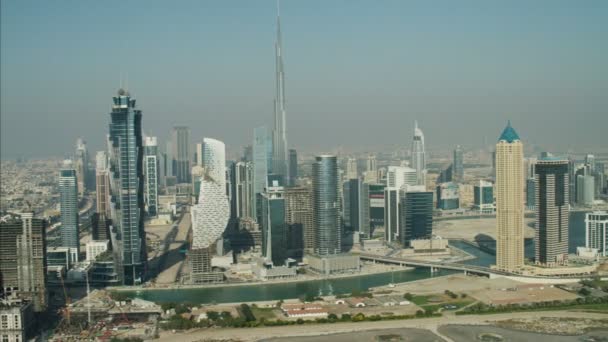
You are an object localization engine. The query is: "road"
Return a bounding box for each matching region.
[153,212,191,285]
[156,310,608,342]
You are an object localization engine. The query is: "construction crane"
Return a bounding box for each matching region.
[59,272,71,326]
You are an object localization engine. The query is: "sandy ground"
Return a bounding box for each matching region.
[439,324,608,342]
[262,328,443,342]
[374,273,521,296]
[434,217,535,241]
[147,213,190,285]
[156,311,608,342]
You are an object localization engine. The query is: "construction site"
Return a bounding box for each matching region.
[48,289,161,341]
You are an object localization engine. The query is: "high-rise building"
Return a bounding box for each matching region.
[346,157,358,180]
[526,178,536,210]
[195,142,203,167]
[285,186,313,254]
[474,180,494,214]
[272,5,289,182]
[107,88,147,285]
[586,211,608,256]
[232,161,255,219]
[190,177,229,283]
[436,182,460,210]
[261,181,287,266]
[95,151,111,218]
[495,121,524,272]
[438,164,453,183]
[144,136,159,217]
[343,178,361,233]
[577,174,595,205]
[453,145,464,182]
[59,160,79,254]
[384,166,417,242]
[0,213,47,312]
[163,140,174,186]
[202,138,226,188]
[312,155,341,255]
[75,137,89,196]
[253,126,273,220]
[399,185,433,247]
[411,121,427,186]
[172,126,191,184]
[534,158,569,266]
[366,155,377,174]
[288,149,298,186]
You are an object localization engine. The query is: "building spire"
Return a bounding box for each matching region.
[272,0,288,180]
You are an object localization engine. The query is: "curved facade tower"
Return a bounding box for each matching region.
[202,137,226,188]
[272,3,289,181]
[191,178,230,250]
[410,121,427,186]
[495,121,524,272]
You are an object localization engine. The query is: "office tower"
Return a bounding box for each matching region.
[577,174,595,205]
[201,138,226,188]
[526,178,536,210]
[366,155,377,173]
[586,154,596,172]
[474,180,494,214]
[436,182,460,210]
[195,142,203,166]
[346,158,358,180]
[59,160,79,254]
[190,177,229,283]
[453,145,464,182]
[586,211,608,256]
[261,181,287,266]
[172,126,191,183]
[288,149,298,186]
[411,121,427,186]
[534,158,569,266]
[232,161,255,219]
[438,164,453,183]
[495,121,524,272]
[107,88,147,285]
[95,151,111,217]
[491,150,497,180]
[91,213,110,242]
[343,178,361,232]
[285,186,314,254]
[144,136,159,217]
[384,166,417,242]
[399,185,433,247]
[524,157,537,180]
[0,213,47,312]
[313,155,341,255]
[164,140,175,186]
[367,183,385,237]
[253,126,273,219]
[272,5,289,182]
[75,137,89,196]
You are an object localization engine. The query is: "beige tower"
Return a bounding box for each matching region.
[495,122,524,272]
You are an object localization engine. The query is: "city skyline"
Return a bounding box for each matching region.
[2,1,608,159]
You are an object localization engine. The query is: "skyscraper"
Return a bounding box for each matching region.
[232,161,255,219]
[272,4,289,182]
[436,182,460,210]
[384,166,417,242]
[172,126,191,184]
[577,174,595,205]
[366,155,377,173]
[399,185,433,247]
[107,88,147,285]
[526,178,536,210]
[534,158,569,266]
[343,178,361,232]
[586,211,608,256]
[261,181,287,266]
[59,160,79,254]
[144,136,159,217]
[453,145,464,182]
[285,186,314,254]
[474,180,494,214]
[346,157,358,180]
[411,121,427,186]
[75,138,89,196]
[253,126,273,219]
[288,149,298,186]
[202,138,226,188]
[495,121,524,272]
[0,212,47,312]
[312,155,341,255]
[95,151,111,217]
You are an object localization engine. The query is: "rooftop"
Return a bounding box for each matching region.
[498,121,520,143]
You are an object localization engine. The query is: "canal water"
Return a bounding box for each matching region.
[123,212,588,304]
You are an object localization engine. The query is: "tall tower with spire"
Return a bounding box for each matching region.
[411,121,427,186]
[272,0,289,183]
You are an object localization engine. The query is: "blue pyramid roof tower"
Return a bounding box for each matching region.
[498,120,520,143]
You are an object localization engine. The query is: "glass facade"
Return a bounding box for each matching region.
[313,155,341,255]
[399,190,433,247]
[261,188,287,266]
[59,167,79,253]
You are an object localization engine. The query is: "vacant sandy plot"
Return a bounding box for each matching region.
[471,283,579,305]
[375,274,522,296]
[434,217,535,241]
[440,324,608,342]
[262,328,443,342]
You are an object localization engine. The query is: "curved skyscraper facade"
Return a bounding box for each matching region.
[191,178,230,250]
[202,137,226,188]
[410,121,426,186]
[312,155,341,256]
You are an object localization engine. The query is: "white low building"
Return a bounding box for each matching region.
[86,240,109,261]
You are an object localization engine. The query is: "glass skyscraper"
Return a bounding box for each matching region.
[171,126,191,184]
[253,126,273,220]
[399,185,433,247]
[453,145,464,182]
[108,88,147,285]
[59,161,79,254]
[261,183,287,266]
[144,136,159,217]
[313,155,341,256]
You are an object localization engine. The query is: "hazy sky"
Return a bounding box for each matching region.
[1,0,607,159]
